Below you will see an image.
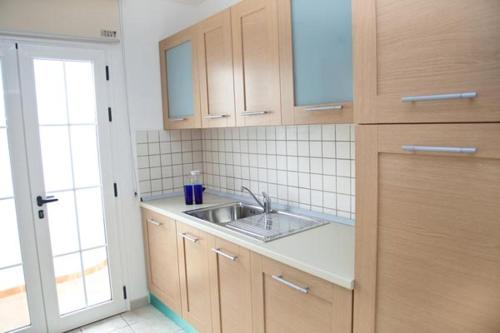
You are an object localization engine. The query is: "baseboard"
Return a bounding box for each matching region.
[149,293,197,333]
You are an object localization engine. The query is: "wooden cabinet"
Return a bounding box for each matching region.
[231,0,282,127]
[197,10,236,128]
[160,26,201,129]
[141,209,182,314]
[251,253,353,333]
[353,0,500,124]
[278,0,353,125]
[177,223,214,333]
[354,124,500,333]
[208,237,253,333]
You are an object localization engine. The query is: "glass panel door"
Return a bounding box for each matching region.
[18,43,126,332]
[291,0,352,106]
[165,41,194,118]
[0,41,46,333]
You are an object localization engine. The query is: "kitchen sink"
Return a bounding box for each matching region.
[184,202,328,242]
[184,202,264,225]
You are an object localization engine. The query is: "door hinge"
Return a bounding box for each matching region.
[108,107,112,122]
[105,65,110,81]
[113,183,118,197]
[122,286,127,300]
[15,43,18,49]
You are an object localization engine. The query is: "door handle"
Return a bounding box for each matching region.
[36,195,59,207]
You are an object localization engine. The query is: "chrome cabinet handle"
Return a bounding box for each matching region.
[271,275,309,294]
[240,111,270,117]
[168,118,187,122]
[179,232,199,243]
[402,145,478,154]
[304,105,343,112]
[147,218,162,226]
[211,248,237,261]
[401,91,477,103]
[204,114,230,119]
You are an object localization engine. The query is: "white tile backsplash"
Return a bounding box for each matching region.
[135,124,355,219]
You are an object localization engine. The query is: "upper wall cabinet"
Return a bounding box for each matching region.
[353,0,500,124]
[231,0,282,127]
[279,0,353,125]
[198,10,236,128]
[160,27,201,129]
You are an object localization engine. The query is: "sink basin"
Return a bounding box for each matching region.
[184,202,328,242]
[184,202,264,225]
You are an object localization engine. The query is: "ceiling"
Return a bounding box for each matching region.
[162,0,207,5]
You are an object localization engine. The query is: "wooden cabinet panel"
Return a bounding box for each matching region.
[141,209,182,314]
[278,0,353,125]
[354,124,500,333]
[177,223,214,333]
[197,10,236,128]
[353,0,500,124]
[160,26,201,129]
[231,0,282,126]
[251,253,353,333]
[208,237,252,333]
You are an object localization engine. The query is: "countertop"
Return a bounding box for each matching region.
[140,193,355,290]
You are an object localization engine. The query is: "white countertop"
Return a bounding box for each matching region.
[140,193,355,290]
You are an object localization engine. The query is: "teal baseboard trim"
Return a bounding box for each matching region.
[149,293,198,333]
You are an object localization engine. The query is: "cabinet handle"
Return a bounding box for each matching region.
[240,111,270,117]
[402,145,478,154]
[304,105,343,112]
[401,91,477,103]
[147,218,162,226]
[179,232,199,243]
[211,248,237,261]
[169,118,187,122]
[271,274,309,294]
[204,114,230,119]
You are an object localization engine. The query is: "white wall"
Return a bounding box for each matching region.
[121,0,240,131]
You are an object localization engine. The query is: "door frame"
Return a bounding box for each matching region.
[0,35,135,333]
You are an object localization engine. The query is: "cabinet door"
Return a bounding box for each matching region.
[160,27,201,129]
[353,0,500,124]
[198,10,236,128]
[208,237,252,333]
[279,0,353,125]
[354,124,500,333]
[232,0,282,126]
[251,253,353,333]
[177,223,213,333]
[141,209,182,314]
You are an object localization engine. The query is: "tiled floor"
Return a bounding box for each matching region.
[67,305,184,333]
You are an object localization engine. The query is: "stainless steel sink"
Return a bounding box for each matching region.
[184,202,264,225]
[184,202,328,242]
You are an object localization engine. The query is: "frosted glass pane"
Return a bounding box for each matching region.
[291,0,353,106]
[71,125,100,188]
[46,191,79,256]
[34,59,68,125]
[82,247,111,306]
[0,266,30,332]
[165,42,194,118]
[39,126,73,192]
[0,63,5,127]
[0,199,22,268]
[65,61,97,124]
[76,187,106,250]
[54,253,85,315]
[0,129,13,199]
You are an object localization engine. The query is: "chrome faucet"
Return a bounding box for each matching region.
[241,186,272,214]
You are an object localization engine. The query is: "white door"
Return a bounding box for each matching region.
[0,40,47,333]
[0,40,127,333]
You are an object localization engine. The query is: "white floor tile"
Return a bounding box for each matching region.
[80,315,129,333]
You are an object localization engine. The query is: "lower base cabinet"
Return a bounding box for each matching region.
[250,253,353,333]
[142,209,354,333]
